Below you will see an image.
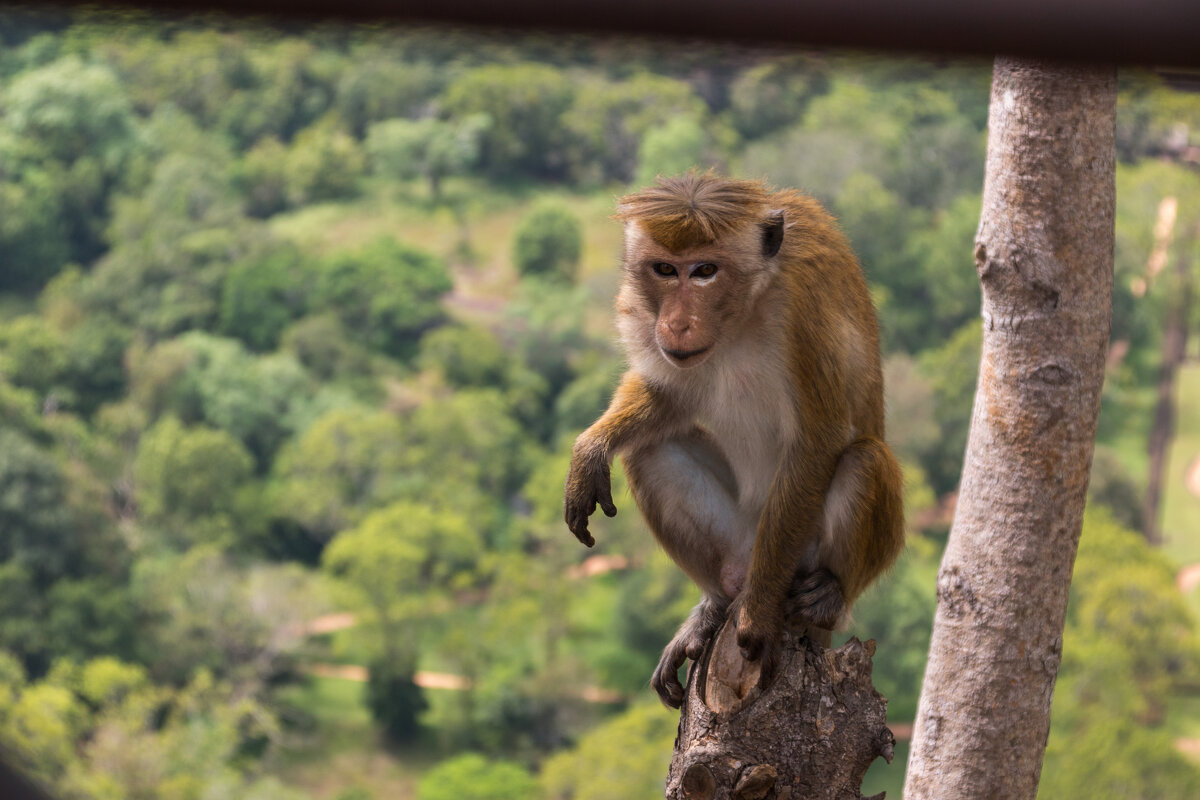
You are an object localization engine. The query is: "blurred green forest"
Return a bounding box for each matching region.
[1,8,1200,799]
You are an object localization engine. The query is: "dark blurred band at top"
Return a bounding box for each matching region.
[35,0,1200,68]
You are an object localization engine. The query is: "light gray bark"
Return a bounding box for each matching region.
[904,58,1116,799]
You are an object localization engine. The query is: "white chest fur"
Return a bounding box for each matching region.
[694,339,795,513]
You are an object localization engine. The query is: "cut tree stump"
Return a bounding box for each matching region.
[666,621,894,800]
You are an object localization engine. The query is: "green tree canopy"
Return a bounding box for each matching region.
[132,416,255,548]
[441,63,574,180]
[270,408,412,542]
[417,753,538,800]
[365,113,489,199]
[310,236,452,358]
[634,116,715,187]
[511,199,583,283]
[1039,511,1200,798]
[540,703,676,800]
[563,73,709,183]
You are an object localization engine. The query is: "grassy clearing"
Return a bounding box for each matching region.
[1164,694,1200,741]
[1098,383,1156,486]
[861,739,908,798]
[273,675,435,799]
[270,183,627,343]
[1161,364,1200,567]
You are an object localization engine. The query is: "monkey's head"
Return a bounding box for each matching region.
[615,174,786,371]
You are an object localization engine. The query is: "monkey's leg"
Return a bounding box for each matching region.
[625,431,754,707]
[789,436,905,631]
[650,595,728,708]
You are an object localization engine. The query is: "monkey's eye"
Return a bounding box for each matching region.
[691,263,718,279]
[651,262,677,277]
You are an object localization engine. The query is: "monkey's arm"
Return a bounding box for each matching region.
[734,321,854,671]
[565,372,676,547]
[733,438,839,666]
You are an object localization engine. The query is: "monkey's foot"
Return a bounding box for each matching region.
[652,640,690,708]
[731,598,783,690]
[787,568,845,630]
[653,602,727,708]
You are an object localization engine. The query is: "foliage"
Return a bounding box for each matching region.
[1,54,139,269]
[218,244,314,350]
[0,651,296,800]
[366,113,489,198]
[0,428,124,589]
[283,117,365,206]
[916,321,982,495]
[0,15,1196,800]
[728,55,828,140]
[0,151,72,292]
[310,236,453,358]
[129,332,312,467]
[634,116,716,187]
[335,54,440,137]
[1039,511,1200,797]
[270,407,411,542]
[132,550,318,687]
[845,536,939,722]
[563,73,710,184]
[540,703,676,800]
[417,753,538,800]
[322,501,480,649]
[512,199,584,283]
[365,655,427,744]
[133,416,255,548]
[441,63,574,180]
[1087,445,1145,531]
[325,502,480,739]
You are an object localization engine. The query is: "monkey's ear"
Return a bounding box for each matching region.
[762,210,785,258]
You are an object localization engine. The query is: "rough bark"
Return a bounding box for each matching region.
[1144,222,1195,544]
[666,623,893,800]
[904,58,1115,799]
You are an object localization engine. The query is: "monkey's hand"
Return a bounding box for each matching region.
[731,596,783,689]
[563,451,617,547]
[786,568,846,630]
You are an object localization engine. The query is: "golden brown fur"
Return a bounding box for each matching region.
[565,173,904,707]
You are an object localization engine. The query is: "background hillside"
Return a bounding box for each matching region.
[1,9,1199,798]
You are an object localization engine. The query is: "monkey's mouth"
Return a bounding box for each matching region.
[661,345,711,366]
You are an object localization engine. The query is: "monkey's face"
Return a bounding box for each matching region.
[618,222,777,371]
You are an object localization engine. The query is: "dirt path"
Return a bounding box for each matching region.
[1178,563,1200,595]
[1186,456,1200,498]
[1177,738,1200,761]
[304,663,621,702]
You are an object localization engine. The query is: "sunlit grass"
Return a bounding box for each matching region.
[1161,364,1200,567]
[274,675,435,799]
[861,738,909,798]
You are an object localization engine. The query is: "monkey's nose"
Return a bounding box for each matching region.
[666,317,691,336]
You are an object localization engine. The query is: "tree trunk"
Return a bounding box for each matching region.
[666,625,893,800]
[904,58,1115,799]
[1143,222,1195,544]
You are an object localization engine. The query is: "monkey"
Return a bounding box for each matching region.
[564,173,904,708]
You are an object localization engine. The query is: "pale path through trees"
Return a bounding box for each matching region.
[904,59,1116,799]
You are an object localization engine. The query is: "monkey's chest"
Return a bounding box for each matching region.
[696,365,794,512]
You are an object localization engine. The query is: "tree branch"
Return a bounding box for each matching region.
[667,621,893,800]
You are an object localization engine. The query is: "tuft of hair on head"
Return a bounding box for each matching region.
[616,172,773,253]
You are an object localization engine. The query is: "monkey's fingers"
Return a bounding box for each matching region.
[598,484,617,518]
[566,511,596,547]
[570,520,596,548]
